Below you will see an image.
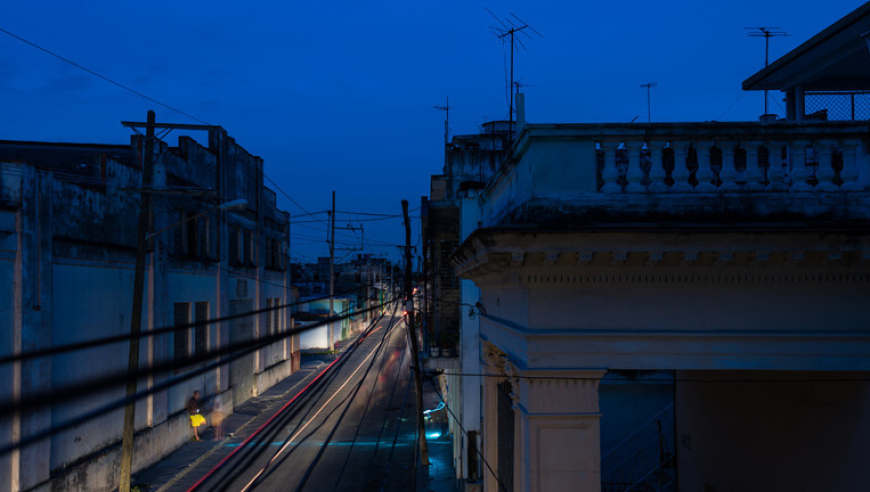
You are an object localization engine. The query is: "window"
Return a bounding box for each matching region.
[265,298,281,335]
[174,211,210,260]
[265,298,273,335]
[174,303,190,364]
[266,239,284,270]
[243,230,254,265]
[194,302,208,357]
[229,227,241,265]
[186,213,198,257]
[273,298,282,333]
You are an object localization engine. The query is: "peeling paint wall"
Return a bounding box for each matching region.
[0,131,294,492]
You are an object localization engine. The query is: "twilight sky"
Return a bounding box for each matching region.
[0,0,864,263]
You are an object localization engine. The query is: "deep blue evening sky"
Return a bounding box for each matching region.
[1,0,864,263]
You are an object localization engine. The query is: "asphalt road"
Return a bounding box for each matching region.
[180,308,421,492]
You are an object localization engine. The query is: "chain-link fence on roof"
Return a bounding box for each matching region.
[805,91,870,121]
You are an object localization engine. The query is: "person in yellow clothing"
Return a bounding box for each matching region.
[185,391,206,441]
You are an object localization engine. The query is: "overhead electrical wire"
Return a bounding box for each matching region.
[0,298,394,458]
[0,284,372,367]
[196,302,398,492]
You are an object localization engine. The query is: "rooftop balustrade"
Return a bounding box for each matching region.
[482,122,870,227]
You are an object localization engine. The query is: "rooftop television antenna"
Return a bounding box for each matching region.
[639,82,658,122]
[746,27,789,115]
[486,7,542,148]
[433,96,452,146]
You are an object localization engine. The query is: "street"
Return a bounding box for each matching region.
[159,308,424,492]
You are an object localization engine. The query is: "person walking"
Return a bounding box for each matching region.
[186,390,206,441]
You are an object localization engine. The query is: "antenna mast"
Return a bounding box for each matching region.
[639,82,658,123]
[433,96,452,146]
[486,8,542,151]
[746,27,789,115]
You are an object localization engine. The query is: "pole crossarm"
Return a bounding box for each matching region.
[120,121,223,131]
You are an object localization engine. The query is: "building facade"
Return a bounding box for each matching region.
[422,121,512,487]
[445,5,870,491]
[0,120,297,492]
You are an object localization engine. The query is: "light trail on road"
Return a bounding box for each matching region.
[238,312,402,492]
[177,298,419,492]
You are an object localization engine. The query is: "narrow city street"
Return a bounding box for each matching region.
[143,306,445,492]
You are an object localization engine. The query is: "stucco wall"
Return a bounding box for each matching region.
[525,278,870,334]
[50,262,136,470]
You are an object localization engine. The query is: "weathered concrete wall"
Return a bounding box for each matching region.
[0,206,18,490]
[0,131,294,491]
[51,388,233,492]
[50,262,135,471]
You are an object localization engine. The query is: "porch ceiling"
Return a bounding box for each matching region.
[743,2,870,91]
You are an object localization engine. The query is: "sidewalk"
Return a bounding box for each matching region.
[417,376,460,492]
[131,356,331,492]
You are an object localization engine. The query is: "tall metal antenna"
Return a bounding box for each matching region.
[746,27,789,115]
[433,95,452,146]
[639,82,658,123]
[486,7,542,148]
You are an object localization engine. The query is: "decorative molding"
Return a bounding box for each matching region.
[679,251,699,267]
[512,252,525,268]
[481,340,508,376]
[522,271,870,285]
[610,252,627,267]
[452,230,870,282]
[576,251,594,266]
[646,251,663,266]
[543,252,559,268]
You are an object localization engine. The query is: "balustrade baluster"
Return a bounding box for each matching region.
[600,142,621,193]
[671,142,692,191]
[744,142,763,190]
[648,141,667,192]
[791,140,812,190]
[841,141,861,190]
[696,141,716,191]
[625,143,645,192]
[720,143,738,191]
[767,141,786,191]
[816,139,838,190]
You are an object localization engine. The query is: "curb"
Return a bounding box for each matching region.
[147,361,326,492]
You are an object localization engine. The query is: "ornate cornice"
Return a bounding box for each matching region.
[452,229,870,285]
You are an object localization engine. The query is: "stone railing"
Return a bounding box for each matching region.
[593,125,867,193]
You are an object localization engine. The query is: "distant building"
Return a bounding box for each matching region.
[0,123,296,492]
[421,121,512,486]
[437,5,870,492]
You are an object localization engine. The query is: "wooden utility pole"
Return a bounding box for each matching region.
[119,110,155,492]
[402,200,429,466]
[328,191,336,352]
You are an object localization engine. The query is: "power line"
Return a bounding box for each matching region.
[0,26,210,125]
[422,371,507,492]
[0,285,372,367]
[0,27,331,237]
[0,298,393,428]
[0,298,397,458]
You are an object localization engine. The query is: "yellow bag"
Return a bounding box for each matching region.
[190,414,206,427]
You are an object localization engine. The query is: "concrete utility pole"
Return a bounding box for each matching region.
[402,200,429,466]
[119,110,155,492]
[328,191,336,352]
